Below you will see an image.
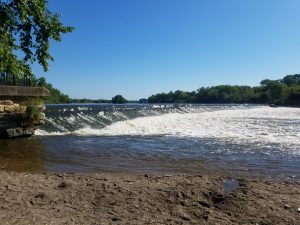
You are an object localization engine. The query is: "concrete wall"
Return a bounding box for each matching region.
[0,85,50,97]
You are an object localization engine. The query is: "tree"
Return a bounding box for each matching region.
[146,74,300,106]
[111,95,128,104]
[0,0,74,77]
[174,90,189,103]
[282,74,300,86]
[34,76,70,104]
[139,98,148,103]
[260,79,272,87]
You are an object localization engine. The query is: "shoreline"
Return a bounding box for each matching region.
[0,171,299,224]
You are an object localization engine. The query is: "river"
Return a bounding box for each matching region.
[0,104,299,180]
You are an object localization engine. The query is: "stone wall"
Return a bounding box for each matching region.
[0,86,49,138]
[0,100,27,114]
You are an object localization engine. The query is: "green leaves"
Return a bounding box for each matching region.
[0,0,74,77]
[148,74,300,106]
[112,95,128,104]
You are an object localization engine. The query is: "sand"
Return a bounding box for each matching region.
[0,171,299,225]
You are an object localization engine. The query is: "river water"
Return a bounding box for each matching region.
[0,104,299,180]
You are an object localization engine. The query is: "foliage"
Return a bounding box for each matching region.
[17,74,300,106]
[19,100,41,127]
[138,98,149,103]
[34,77,70,104]
[0,0,74,77]
[111,95,128,104]
[71,98,111,104]
[32,78,127,104]
[148,74,300,106]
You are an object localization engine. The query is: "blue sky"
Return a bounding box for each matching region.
[32,0,300,100]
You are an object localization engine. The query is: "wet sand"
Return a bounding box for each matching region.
[0,171,299,224]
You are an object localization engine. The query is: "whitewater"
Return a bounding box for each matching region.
[37,105,300,154]
[0,104,299,178]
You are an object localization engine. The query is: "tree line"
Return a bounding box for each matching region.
[34,77,70,104]
[34,77,130,104]
[145,74,300,106]
[35,74,300,106]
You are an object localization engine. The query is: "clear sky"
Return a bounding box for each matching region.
[32,0,300,100]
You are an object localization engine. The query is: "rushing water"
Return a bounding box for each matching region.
[0,104,299,180]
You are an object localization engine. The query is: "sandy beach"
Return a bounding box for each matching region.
[0,171,299,225]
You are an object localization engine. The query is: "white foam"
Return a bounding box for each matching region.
[36,106,300,151]
[78,107,89,111]
[35,129,69,136]
[72,107,300,147]
[112,111,128,119]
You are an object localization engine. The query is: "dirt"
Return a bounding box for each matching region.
[0,171,299,224]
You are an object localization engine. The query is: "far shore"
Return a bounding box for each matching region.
[46,102,300,108]
[0,171,299,224]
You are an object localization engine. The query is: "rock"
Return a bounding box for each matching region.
[4,106,12,113]
[179,211,190,221]
[4,100,13,105]
[37,105,46,111]
[5,127,35,138]
[284,204,291,209]
[297,208,300,212]
[3,104,26,113]
[19,106,27,113]
[177,191,183,199]
[34,112,46,125]
[0,98,46,138]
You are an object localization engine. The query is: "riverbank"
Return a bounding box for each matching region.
[0,171,299,224]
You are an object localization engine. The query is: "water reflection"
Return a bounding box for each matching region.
[41,136,211,174]
[0,135,299,180]
[0,137,45,172]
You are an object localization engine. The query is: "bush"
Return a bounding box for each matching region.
[19,101,42,128]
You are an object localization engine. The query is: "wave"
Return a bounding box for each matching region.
[36,105,300,148]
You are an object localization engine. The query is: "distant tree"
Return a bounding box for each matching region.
[174,90,189,103]
[0,0,74,77]
[139,98,149,103]
[282,74,300,86]
[71,98,111,104]
[260,79,272,87]
[34,77,70,104]
[146,74,300,106]
[148,95,157,103]
[286,92,300,105]
[111,95,128,104]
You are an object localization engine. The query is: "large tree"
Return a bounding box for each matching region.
[112,95,128,104]
[0,0,73,77]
